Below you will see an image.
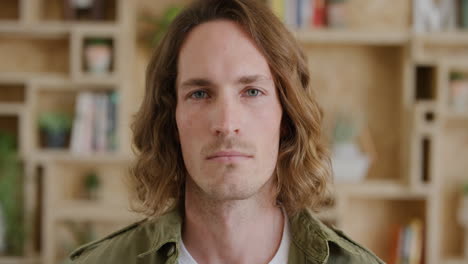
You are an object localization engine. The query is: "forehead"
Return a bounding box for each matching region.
[177,20,272,84]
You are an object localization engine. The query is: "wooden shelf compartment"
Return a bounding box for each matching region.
[38,0,119,23]
[0,81,26,104]
[438,122,468,260]
[71,27,119,84]
[0,114,20,148]
[307,45,405,182]
[31,87,120,154]
[0,34,70,76]
[414,65,438,102]
[0,0,20,21]
[43,161,132,205]
[41,160,141,263]
[340,198,427,264]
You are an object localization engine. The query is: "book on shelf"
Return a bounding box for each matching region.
[269,0,328,29]
[413,0,465,33]
[389,219,424,264]
[70,91,118,155]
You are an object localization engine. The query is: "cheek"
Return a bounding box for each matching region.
[176,106,204,151]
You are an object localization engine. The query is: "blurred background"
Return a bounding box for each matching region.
[0,0,467,263]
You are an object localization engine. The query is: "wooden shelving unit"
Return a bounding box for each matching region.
[0,0,136,263]
[260,0,468,263]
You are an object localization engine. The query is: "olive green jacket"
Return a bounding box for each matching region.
[68,207,384,264]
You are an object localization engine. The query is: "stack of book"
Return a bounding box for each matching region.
[388,219,425,264]
[70,91,118,154]
[414,0,468,33]
[270,0,328,29]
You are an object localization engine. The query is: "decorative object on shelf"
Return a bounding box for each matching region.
[330,111,376,182]
[0,132,24,256]
[450,72,468,113]
[83,171,101,200]
[140,5,183,48]
[64,0,106,21]
[84,38,113,75]
[39,111,73,149]
[326,0,348,28]
[413,0,457,33]
[458,181,468,259]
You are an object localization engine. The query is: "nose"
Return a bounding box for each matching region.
[210,95,240,137]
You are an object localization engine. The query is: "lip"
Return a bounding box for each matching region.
[206,151,253,161]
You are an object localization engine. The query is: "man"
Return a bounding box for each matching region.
[69,0,384,263]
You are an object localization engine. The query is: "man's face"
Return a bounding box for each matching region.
[176,20,282,201]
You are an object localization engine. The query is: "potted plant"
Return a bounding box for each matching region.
[0,132,25,256]
[84,38,113,74]
[39,111,73,149]
[330,111,376,182]
[83,171,101,200]
[450,72,468,113]
[140,6,183,48]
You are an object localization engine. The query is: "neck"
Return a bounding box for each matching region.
[182,179,284,264]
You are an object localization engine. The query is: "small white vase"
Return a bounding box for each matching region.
[85,43,112,74]
[331,142,370,183]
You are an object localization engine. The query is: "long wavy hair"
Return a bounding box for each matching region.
[130,0,332,217]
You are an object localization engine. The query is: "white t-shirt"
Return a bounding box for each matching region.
[178,210,291,264]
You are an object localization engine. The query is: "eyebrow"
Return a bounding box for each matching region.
[179,75,271,91]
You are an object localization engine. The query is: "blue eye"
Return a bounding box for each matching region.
[190,90,208,99]
[245,89,261,97]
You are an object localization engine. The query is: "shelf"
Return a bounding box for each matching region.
[336,180,429,199]
[443,258,468,264]
[293,29,410,46]
[53,201,142,222]
[0,37,69,74]
[0,72,117,88]
[413,32,468,61]
[414,31,468,46]
[443,111,468,121]
[0,103,24,115]
[0,23,117,37]
[0,257,40,264]
[34,150,132,163]
[0,72,67,83]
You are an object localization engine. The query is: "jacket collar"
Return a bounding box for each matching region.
[289,209,361,263]
[137,206,183,259]
[137,206,359,263]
